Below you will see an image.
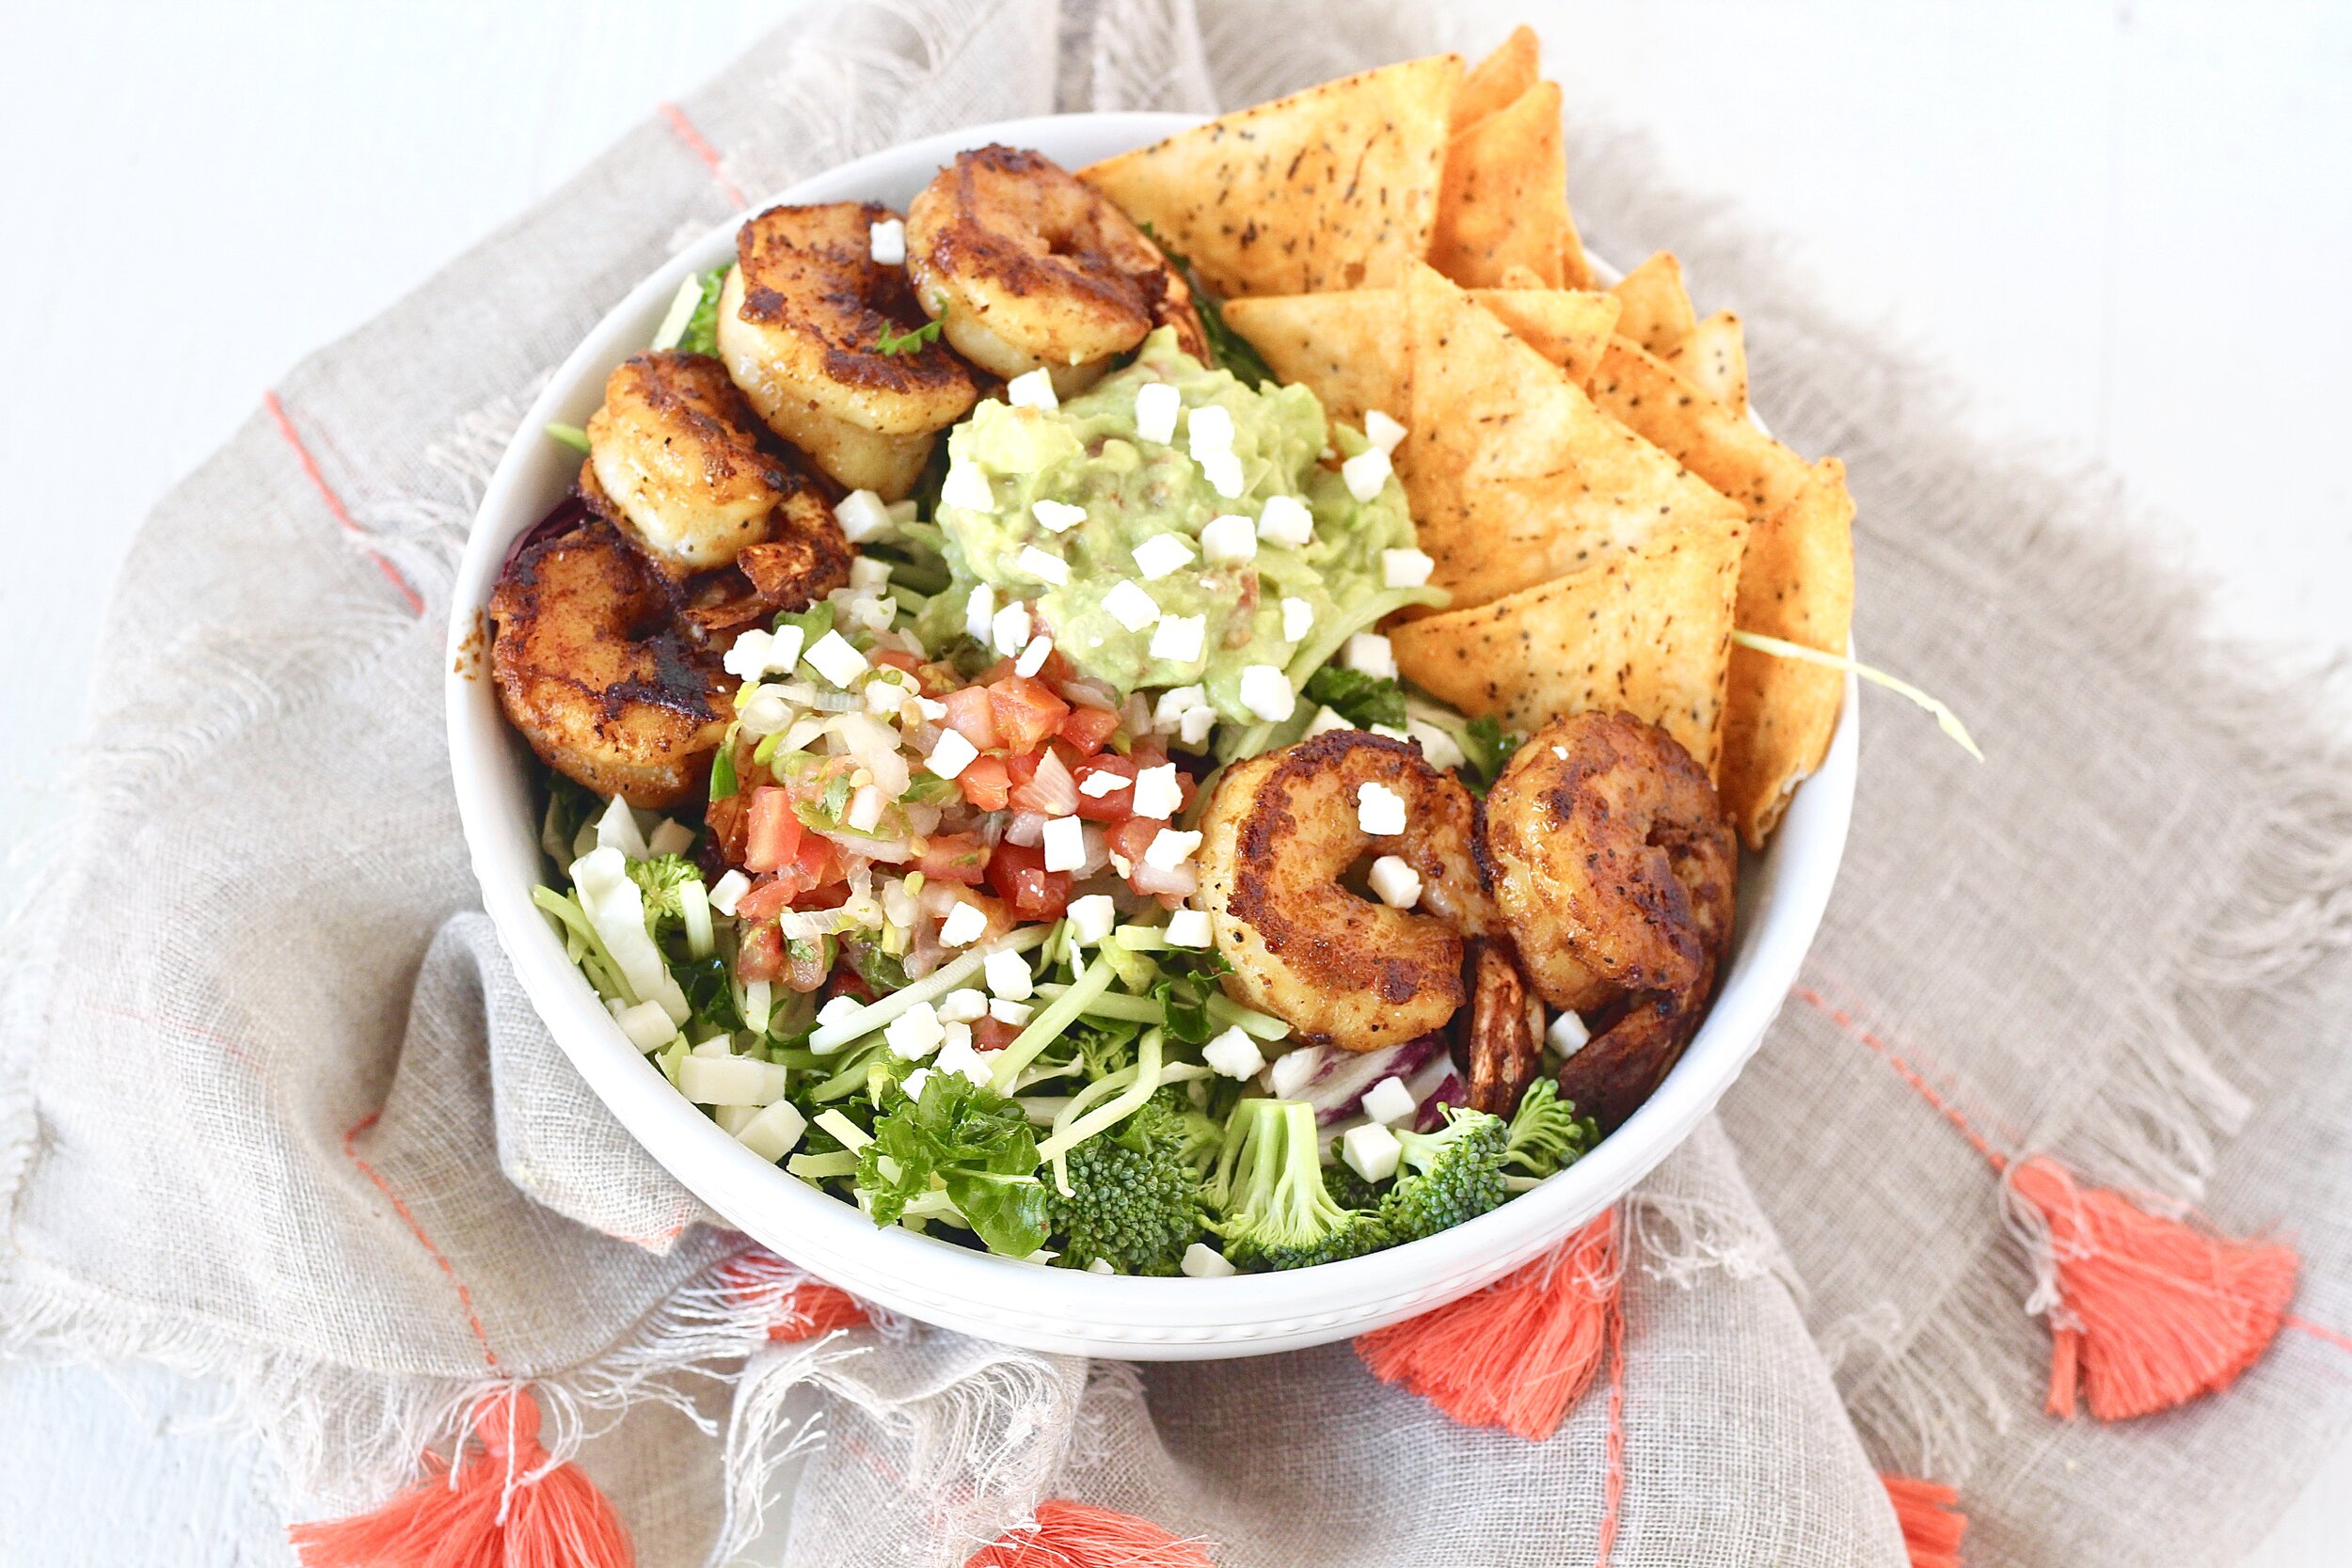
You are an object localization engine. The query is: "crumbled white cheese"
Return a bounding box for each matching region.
[802,630,868,688]
[1368,855,1422,910]
[1200,451,1245,499]
[1078,769,1130,799]
[1087,1257,1118,1275]
[1131,762,1183,819]
[1015,545,1069,587]
[1370,723,1412,742]
[1041,815,1087,872]
[1145,829,1201,869]
[937,988,988,1024]
[1181,1242,1237,1278]
[933,1028,994,1086]
[1303,705,1354,738]
[884,1001,946,1058]
[1357,781,1406,836]
[1382,547,1435,589]
[1151,686,1206,734]
[1203,1025,1267,1080]
[989,997,1034,1026]
[1237,664,1295,722]
[834,488,894,543]
[1134,381,1181,444]
[926,729,979,780]
[992,602,1033,657]
[1281,596,1315,643]
[1187,403,1235,459]
[1548,1008,1592,1057]
[1406,719,1466,771]
[983,948,1034,1002]
[1032,498,1087,533]
[1341,1121,1403,1182]
[964,582,997,643]
[941,459,994,512]
[898,1066,934,1101]
[1256,494,1313,546]
[1005,368,1058,411]
[1132,531,1195,580]
[1360,1075,1418,1127]
[1103,579,1160,632]
[1343,631,1397,680]
[815,993,865,1028]
[1165,908,1214,947]
[867,217,906,265]
[1064,894,1116,945]
[938,901,989,948]
[1014,633,1054,677]
[1149,613,1206,664]
[1200,513,1258,564]
[1341,446,1392,502]
[1363,408,1407,453]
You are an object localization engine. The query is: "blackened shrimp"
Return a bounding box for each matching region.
[905,146,1208,395]
[715,201,979,499]
[1478,711,1737,1128]
[1195,731,1488,1051]
[488,518,733,810]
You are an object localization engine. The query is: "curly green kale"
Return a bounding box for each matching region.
[1376,1106,1511,1245]
[1206,1100,1387,1271]
[1503,1079,1600,1180]
[1046,1094,1208,1275]
[856,1073,1047,1258]
[627,854,701,935]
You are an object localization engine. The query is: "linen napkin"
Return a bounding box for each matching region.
[5,3,2350,1565]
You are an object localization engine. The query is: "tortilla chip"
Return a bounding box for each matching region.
[1609,252,1698,356]
[1665,309,1748,414]
[1391,516,1747,775]
[1399,263,1743,611]
[1719,459,1854,847]
[1224,284,1619,423]
[1430,81,1590,290]
[1080,55,1461,298]
[1587,336,1809,517]
[1454,25,1539,132]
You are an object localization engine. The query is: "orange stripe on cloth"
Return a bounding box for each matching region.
[262,392,424,615]
[342,1110,499,1370]
[658,101,749,209]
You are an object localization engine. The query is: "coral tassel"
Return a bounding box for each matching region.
[963,1499,1216,1568]
[1355,1211,1619,1440]
[289,1386,631,1568]
[1880,1474,1966,1568]
[2009,1156,2298,1420]
[715,1246,869,1340]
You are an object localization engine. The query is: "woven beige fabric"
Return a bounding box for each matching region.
[5,3,2349,1566]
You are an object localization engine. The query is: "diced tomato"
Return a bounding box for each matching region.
[742,786,803,873]
[957,753,1012,811]
[915,832,991,884]
[942,687,1000,750]
[825,963,877,1003]
[788,833,840,894]
[783,938,831,993]
[1105,815,1162,872]
[736,921,784,982]
[734,877,796,923]
[986,675,1071,752]
[1055,705,1120,756]
[1003,748,1041,788]
[1070,753,1137,822]
[974,1017,1021,1052]
[870,648,923,677]
[985,840,1073,919]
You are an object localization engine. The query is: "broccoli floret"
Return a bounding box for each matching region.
[1503,1079,1601,1180]
[626,853,700,935]
[1323,1153,1387,1211]
[1206,1100,1387,1271]
[1046,1095,1207,1276]
[1377,1106,1510,1245]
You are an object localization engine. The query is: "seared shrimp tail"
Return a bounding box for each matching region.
[907,145,1209,394]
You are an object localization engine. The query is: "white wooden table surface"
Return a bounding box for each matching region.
[2,2,2346,1563]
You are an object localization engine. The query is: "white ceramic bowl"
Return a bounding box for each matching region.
[447,112,1857,1359]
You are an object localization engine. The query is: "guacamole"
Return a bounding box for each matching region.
[921,329,1415,723]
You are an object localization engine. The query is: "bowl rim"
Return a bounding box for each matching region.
[445,109,1857,1354]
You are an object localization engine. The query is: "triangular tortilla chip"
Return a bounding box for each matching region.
[1223,285,1619,426]
[1454,25,1539,132]
[1430,81,1590,290]
[1719,459,1854,847]
[1391,516,1747,775]
[1609,252,1697,356]
[1587,336,1809,517]
[1398,263,1743,610]
[1080,55,1461,298]
[1665,309,1748,414]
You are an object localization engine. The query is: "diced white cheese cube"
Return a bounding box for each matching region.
[1548,1008,1592,1057]
[989,997,1034,1026]
[714,1102,759,1134]
[1382,547,1435,589]
[1005,368,1058,410]
[1304,705,1354,738]
[867,217,906,265]
[1181,1242,1237,1277]
[1064,894,1117,946]
[938,901,989,948]
[884,1001,946,1058]
[1341,446,1392,502]
[765,626,806,674]
[1203,1025,1267,1079]
[937,987,988,1024]
[1132,531,1195,580]
[1341,1121,1403,1182]
[1281,596,1315,643]
[1370,723,1412,742]
[707,869,751,916]
[1016,546,1069,588]
[1406,718,1466,771]
[1032,498,1088,533]
[1267,1043,1327,1100]
[964,582,997,643]
[834,488,894,542]
[1343,631,1397,679]
[1237,664,1295,722]
[1015,634,1054,677]
[1357,781,1407,836]
[1041,815,1087,873]
[926,728,979,780]
[1150,613,1206,664]
[1165,907,1214,947]
[941,459,994,512]
[1151,686,1205,733]
[1130,763,1182,820]
[1078,769,1130,799]
[613,1000,678,1051]
[933,1029,994,1086]
[1146,829,1201,869]
[1186,403,1235,459]
[678,1054,789,1107]
[1200,451,1245,499]
[1361,1075,1418,1126]
[1368,854,1422,910]
[734,1100,808,1163]
[816,994,864,1028]
[723,628,776,680]
[1179,705,1217,746]
[849,555,895,594]
[992,602,1033,657]
[1363,408,1407,453]
[803,630,868,688]
[941,1020,973,1056]
[1134,381,1181,444]
[1200,513,1258,564]
[898,1066,934,1101]
[1104,579,1160,633]
[647,817,696,857]
[983,948,1035,1001]
[1256,494,1313,546]
[1087,1258,1118,1275]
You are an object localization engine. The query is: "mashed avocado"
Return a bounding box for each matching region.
[922,328,1415,722]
